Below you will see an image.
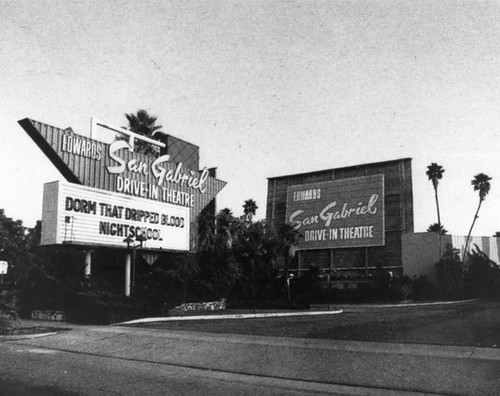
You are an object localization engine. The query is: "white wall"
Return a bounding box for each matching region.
[402,233,443,281]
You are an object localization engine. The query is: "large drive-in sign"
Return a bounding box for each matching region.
[42,181,190,251]
[286,175,385,250]
[18,118,227,252]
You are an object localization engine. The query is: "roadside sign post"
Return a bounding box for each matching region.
[0,261,8,284]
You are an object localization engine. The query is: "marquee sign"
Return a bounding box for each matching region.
[42,181,190,250]
[286,175,385,250]
[19,118,226,251]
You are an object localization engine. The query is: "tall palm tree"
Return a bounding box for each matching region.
[426,163,445,254]
[461,173,492,286]
[122,110,163,157]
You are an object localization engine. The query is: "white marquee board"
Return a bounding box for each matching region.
[42,181,190,251]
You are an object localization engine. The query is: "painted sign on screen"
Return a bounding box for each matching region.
[42,181,190,251]
[286,175,385,250]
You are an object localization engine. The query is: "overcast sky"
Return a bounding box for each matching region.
[1,0,499,236]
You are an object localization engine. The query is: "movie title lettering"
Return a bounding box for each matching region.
[99,222,163,241]
[65,197,97,214]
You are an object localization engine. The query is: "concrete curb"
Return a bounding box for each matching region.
[117,299,479,325]
[0,331,60,341]
[117,309,344,325]
[332,299,477,310]
[117,299,476,325]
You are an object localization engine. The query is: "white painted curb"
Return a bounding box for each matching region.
[117,309,344,325]
[117,299,477,325]
[335,299,477,310]
[0,331,59,341]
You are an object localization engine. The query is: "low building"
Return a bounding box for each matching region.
[403,232,500,281]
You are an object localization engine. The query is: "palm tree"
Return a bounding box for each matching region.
[461,173,492,287]
[426,163,445,254]
[216,208,237,248]
[242,199,258,222]
[427,223,448,235]
[122,110,163,157]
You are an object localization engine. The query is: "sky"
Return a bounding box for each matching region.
[1,0,499,236]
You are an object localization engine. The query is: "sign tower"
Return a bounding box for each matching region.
[19,118,226,296]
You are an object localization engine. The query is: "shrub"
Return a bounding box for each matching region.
[408,275,439,300]
[464,247,500,298]
[68,291,146,325]
[0,284,20,319]
[435,244,462,300]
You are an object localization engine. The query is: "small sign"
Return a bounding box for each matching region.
[0,261,8,275]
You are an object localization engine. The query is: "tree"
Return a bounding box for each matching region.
[242,199,258,222]
[196,209,241,300]
[464,245,500,298]
[277,223,302,278]
[197,201,287,307]
[238,220,267,311]
[122,110,164,157]
[461,173,492,288]
[426,163,445,254]
[0,209,27,263]
[0,210,28,317]
[217,208,237,248]
[435,243,462,299]
[427,223,448,235]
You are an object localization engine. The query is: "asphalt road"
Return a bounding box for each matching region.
[0,342,327,396]
[1,323,499,395]
[0,341,413,396]
[2,301,500,395]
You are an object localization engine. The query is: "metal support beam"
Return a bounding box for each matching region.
[84,250,92,278]
[125,252,131,297]
[90,117,166,148]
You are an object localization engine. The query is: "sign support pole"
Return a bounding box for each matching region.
[84,250,92,278]
[125,253,131,297]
